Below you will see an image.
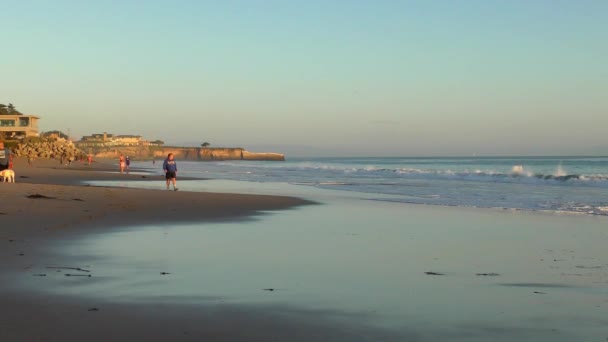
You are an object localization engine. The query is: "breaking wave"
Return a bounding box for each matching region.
[213,161,608,187]
[159,157,608,216]
[390,168,608,187]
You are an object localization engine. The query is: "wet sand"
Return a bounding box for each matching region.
[1,293,409,342]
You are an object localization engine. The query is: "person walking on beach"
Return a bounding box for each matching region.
[163,153,178,191]
[0,141,12,171]
[119,154,125,174]
[125,156,131,173]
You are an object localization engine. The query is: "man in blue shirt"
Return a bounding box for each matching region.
[163,153,178,191]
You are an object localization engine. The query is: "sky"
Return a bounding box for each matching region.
[1,0,607,156]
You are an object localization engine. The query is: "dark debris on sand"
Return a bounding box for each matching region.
[26,194,56,199]
[46,266,90,272]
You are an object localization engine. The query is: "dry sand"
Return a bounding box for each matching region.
[0,157,330,342]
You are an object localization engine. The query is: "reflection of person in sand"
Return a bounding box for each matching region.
[163,153,178,191]
[0,141,13,171]
[119,154,125,174]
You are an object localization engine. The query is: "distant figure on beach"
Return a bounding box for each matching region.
[125,156,131,173]
[60,153,67,166]
[0,141,13,171]
[119,154,125,174]
[27,151,34,167]
[163,153,178,191]
[152,159,156,165]
[87,155,93,165]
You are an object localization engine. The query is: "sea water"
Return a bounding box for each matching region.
[137,156,608,216]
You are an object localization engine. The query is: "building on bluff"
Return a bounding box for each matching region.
[76,132,163,147]
[0,114,40,139]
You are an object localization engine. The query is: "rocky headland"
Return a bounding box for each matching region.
[10,139,285,161]
[89,146,285,161]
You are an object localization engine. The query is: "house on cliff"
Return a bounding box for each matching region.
[0,114,40,139]
[77,132,151,147]
[113,135,144,146]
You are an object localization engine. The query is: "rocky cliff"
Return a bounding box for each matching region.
[82,146,285,161]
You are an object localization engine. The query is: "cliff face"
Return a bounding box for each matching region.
[83,146,285,161]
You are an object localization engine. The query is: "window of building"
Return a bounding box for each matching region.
[19,117,30,126]
[0,120,16,127]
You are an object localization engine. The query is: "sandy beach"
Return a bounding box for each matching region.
[0,158,319,341]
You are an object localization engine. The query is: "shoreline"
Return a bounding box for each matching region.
[1,157,313,236]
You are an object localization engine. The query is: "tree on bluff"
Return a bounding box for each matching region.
[0,103,22,115]
[201,142,210,147]
[41,131,69,140]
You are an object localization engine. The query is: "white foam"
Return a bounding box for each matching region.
[512,165,524,174]
[555,164,567,177]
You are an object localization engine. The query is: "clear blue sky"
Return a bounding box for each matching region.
[1,0,606,156]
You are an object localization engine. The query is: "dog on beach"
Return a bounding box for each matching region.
[0,169,15,183]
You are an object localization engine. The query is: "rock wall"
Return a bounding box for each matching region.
[12,139,87,160]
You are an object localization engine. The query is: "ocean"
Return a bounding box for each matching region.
[138,156,608,216]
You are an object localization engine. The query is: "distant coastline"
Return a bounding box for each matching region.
[71,131,285,161]
[82,145,285,161]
